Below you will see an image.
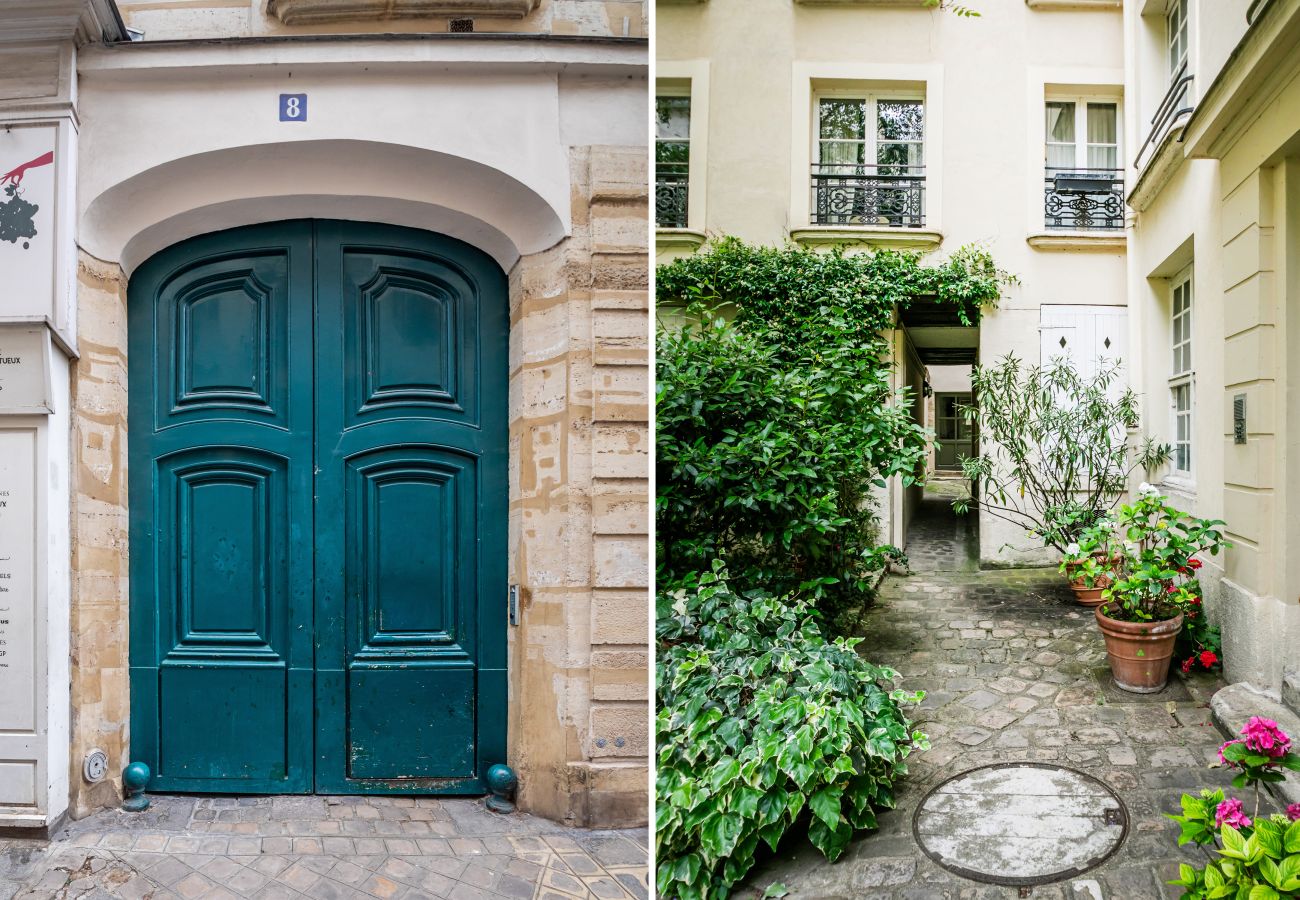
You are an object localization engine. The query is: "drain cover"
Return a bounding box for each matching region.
[913,763,1127,886]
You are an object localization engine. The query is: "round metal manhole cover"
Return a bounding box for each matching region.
[913,763,1128,886]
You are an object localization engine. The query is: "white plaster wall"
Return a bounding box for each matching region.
[75,39,644,270]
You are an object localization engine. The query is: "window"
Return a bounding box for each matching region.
[1043,100,1122,230]
[1170,271,1193,475]
[655,95,690,228]
[1167,0,1189,77]
[812,95,925,227]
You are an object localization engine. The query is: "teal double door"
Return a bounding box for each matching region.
[128,221,507,794]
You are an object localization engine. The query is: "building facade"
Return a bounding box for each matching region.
[657,0,1300,709]
[0,0,649,833]
[1125,0,1300,694]
[656,0,1131,565]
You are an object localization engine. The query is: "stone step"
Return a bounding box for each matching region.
[1209,682,1300,808]
[1283,667,1300,719]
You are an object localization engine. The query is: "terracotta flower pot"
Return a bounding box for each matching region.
[1070,585,1107,607]
[1095,604,1184,693]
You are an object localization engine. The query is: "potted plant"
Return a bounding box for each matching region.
[1059,521,1119,607]
[954,355,1169,555]
[1085,485,1228,693]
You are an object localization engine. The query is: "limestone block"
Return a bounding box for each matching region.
[588,703,648,757]
[591,480,648,535]
[591,590,648,645]
[593,535,648,589]
[592,309,647,366]
[1222,223,1274,291]
[1224,327,1275,386]
[593,365,648,423]
[591,649,648,701]
[592,423,648,479]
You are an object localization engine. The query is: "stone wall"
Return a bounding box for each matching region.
[507,143,649,827]
[115,0,646,39]
[69,251,131,818]
[65,149,650,824]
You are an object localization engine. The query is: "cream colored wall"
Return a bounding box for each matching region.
[115,0,646,39]
[1125,0,1300,692]
[658,0,1129,565]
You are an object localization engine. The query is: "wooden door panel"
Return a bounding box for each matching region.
[129,224,315,794]
[314,222,508,794]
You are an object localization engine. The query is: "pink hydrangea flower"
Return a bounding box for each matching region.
[1287,803,1300,822]
[1242,716,1292,759]
[1215,797,1252,829]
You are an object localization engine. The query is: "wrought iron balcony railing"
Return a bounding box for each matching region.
[1135,61,1195,170]
[655,163,689,228]
[810,163,925,228]
[1044,168,1125,231]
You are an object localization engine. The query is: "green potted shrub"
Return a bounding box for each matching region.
[1059,521,1119,607]
[1084,485,1228,693]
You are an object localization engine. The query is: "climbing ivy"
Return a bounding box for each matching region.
[656,238,1013,610]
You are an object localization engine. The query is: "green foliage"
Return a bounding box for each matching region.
[656,566,927,899]
[1167,791,1300,898]
[1176,579,1223,674]
[657,238,1012,606]
[955,354,1170,553]
[922,0,981,16]
[1082,487,1229,623]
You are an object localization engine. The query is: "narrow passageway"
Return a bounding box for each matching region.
[740,502,1252,898]
[903,480,979,574]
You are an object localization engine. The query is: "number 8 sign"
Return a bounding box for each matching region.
[279,93,308,122]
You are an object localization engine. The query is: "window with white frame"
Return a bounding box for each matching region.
[1170,270,1193,475]
[1167,0,1189,78]
[812,94,925,227]
[1044,99,1123,230]
[655,94,691,228]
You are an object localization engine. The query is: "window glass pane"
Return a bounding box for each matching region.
[1047,145,1075,168]
[1086,145,1118,169]
[1046,102,1076,143]
[656,97,690,141]
[1087,104,1117,145]
[820,99,866,141]
[820,141,865,166]
[878,101,923,141]
[878,141,922,169]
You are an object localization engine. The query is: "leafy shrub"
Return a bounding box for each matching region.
[657,239,1012,608]
[656,315,922,608]
[1176,579,1222,674]
[955,355,1169,553]
[656,566,927,899]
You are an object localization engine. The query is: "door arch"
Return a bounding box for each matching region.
[127,220,508,794]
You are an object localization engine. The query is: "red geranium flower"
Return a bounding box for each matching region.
[1200,650,1219,669]
[1182,658,1194,673]
[1189,558,1203,570]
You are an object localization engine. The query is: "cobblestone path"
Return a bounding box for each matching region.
[740,492,1252,900]
[0,796,648,900]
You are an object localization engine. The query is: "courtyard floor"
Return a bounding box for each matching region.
[0,796,648,900]
[739,482,1265,899]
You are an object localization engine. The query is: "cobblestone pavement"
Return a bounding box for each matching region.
[740,489,1261,900]
[0,796,649,900]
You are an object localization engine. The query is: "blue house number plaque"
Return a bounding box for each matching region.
[279,94,307,122]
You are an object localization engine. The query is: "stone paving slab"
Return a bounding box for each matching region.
[0,797,649,900]
[737,492,1271,900]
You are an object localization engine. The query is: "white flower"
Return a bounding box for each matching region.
[1066,543,1080,555]
[1138,481,1154,495]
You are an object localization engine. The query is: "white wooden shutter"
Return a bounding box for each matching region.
[1040,305,1128,399]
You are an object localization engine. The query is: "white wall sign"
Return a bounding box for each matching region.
[0,430,36,745]
[0,326,51,414]
[0,127,57,319]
